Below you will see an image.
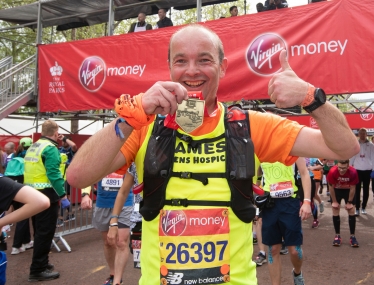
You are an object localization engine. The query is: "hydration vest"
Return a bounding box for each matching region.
[139,105,256,223]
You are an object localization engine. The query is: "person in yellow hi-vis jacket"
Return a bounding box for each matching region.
[24,120,70,282]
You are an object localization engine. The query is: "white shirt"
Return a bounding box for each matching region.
[350,140,374,171]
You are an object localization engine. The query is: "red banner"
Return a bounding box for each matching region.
[38,0,374,112]
[285,112,374,130]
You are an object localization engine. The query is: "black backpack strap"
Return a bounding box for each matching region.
[164,199,230,207]
[169,171,225,185]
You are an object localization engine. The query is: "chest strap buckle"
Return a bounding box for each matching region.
[171,199,189,207]
[180,172,191,179]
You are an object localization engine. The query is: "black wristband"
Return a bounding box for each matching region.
[347,200,353,204]
[62,137,67,143]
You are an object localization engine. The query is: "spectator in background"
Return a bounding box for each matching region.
[128,12,152,33]
[155,8,173,29]
[350,128,374,215]
[265,0,288,10]
[0,147,6,174]
[58,135,77,221]
[4,142,15,167]
[256,3,267,12]
[230,6,238,16]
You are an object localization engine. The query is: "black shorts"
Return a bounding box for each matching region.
[262,197,302,246]
[335,189,355,205]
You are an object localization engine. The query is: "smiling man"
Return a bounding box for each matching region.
[68,25,359,285]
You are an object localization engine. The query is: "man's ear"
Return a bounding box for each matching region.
[220,58,228,78]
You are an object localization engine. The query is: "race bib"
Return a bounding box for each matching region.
[101,173,123,190]
[269,181,294,198]
[159,208,230,285]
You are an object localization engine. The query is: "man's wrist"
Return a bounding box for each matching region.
[301,84,315,107]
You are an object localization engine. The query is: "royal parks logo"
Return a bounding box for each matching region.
[246,33,287,76]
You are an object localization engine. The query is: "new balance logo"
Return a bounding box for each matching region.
[166,272,184,284]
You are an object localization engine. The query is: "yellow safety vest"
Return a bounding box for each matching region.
[59,153,68,180]
[24,139,54,189]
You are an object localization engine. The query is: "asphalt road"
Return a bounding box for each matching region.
[4,191,374,285]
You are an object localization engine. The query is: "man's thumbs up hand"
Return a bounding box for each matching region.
[268,49,309,108]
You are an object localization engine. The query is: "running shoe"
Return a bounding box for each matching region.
[254,252,267,266]
[64,214,76,222]
[326,191,330,196]
[319,201,325,213]
[350,236,359,247]
[253,237,258,245]
[312,220,319,228]
[333,234,341,246]
[56,218,64,228]
[361,209,367,215]
[103,276,113,285]
[355,209,360,216]
[23,240,34,249]
[292,269,305,285]
[11,245,25,255]
[280,243,288,255]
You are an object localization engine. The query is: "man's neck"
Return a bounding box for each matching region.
[359,138,368,143]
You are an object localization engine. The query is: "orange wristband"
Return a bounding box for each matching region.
[114,93,155,130]
[301,84,316,107]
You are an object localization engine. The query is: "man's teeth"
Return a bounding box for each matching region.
[186,81,203,87]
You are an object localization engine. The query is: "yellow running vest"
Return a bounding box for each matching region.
[261,162,298,198]
[135,109,257,285]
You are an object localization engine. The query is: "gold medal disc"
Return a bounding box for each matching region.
[175,99,204,133]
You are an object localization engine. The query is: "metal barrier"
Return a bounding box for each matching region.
[53,187,95,253]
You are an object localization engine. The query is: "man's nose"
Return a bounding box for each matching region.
[185,62,200,76]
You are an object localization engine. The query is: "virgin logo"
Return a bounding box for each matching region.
[246,33,287,76]
[79,56,106,92]
[161,210,187,236]
[310,118,319,129]
[354,107,373,121]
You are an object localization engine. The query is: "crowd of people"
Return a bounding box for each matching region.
[125,1,329,35]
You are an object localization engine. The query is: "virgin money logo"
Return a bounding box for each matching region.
[161,210,187,236]
[310,118,319,129]
[79,56,106,92]
[355,107,374,121]
[246,33,287,76]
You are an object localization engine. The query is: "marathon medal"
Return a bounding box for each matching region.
[175,98,204,133]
